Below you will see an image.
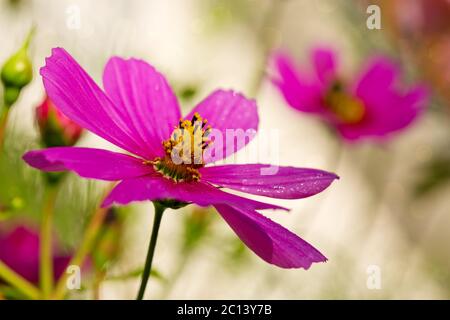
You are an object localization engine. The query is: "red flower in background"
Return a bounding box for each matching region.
[36,96,83,147]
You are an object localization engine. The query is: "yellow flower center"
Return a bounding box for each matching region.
[325,81,365,124]
[145,112,212,182]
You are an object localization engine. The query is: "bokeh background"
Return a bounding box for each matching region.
[0,0,449,299]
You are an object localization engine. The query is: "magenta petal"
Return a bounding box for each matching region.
[40,48,152,158]
[23,147,154,181]
[200,164,338,199]
[214,205,327,269]
[103,176,287,210]
[349,85,428,139]
[271,52,324,113]
[354,57,400,113]
[312,47,337,84]
[391,85,429,130]
[103,57,181,158]
[185,90,259,163]
[341,57,430,140]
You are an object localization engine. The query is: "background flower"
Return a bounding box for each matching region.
[272,48,429,142]
[0,225,70,285]
[0,0,449,299]
[36,95,83,147]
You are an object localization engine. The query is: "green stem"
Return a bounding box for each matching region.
[51,185,114,300]
[22,26,36,51]
[0,260,41,299]
[248,0,286,96]
[136,202,165,300]
[52,206,108,299]
[40,186,58,298]
[0,107,9,152]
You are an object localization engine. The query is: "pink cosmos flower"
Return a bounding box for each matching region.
[272,47,429,141]
[36,95,83,147]
[23,48,338,269]
[0,225,70,284]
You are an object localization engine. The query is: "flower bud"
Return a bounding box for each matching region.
[3,87,21,107]
[1,29,34,107]
[36,96,83,147]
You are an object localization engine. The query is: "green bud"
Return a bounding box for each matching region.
[1,28,34,107]
[1,47,33,88]
[3,86,20,107]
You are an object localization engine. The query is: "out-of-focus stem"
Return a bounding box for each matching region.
[0,107,10,152]
[40,186,58,298]
[23,26,35,51]
[248,0,286,96]
[93,270,106,300]
[52,205,109,299]
[51,184,114,300]
[0,260,41,300]
[136,202,165,300]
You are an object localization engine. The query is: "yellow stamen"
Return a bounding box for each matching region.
[146,113,212,182]
[325,82,366,124]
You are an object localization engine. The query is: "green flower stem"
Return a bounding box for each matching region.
[40,185,58,298]
[52,205,109,299]
[0,260,41,300]
[248,0,286,96]
[136,202,166,300]
[23,27,35,51]
[0,107,9,152]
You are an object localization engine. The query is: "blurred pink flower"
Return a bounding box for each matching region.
[0,225,70,284]
[272,48,429,142]
[23,48,339,269]
[390,0,450,38]
[36,95,83,147]
[385,0,450,109]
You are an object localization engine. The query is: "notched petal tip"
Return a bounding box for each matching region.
[51,47,64,54]
[41,47,68,70]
